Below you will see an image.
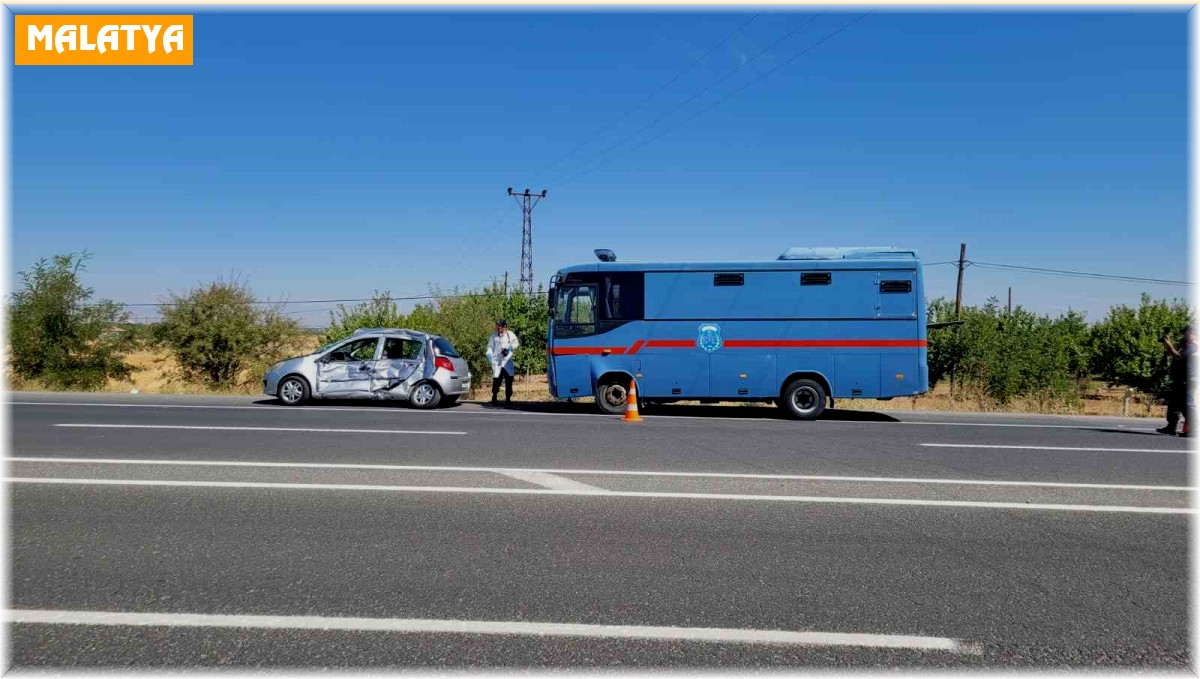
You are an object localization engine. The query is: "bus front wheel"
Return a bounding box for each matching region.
[780,379,827,421]
[595,378,630,415]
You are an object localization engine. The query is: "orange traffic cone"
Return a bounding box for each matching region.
[622,379,642,422]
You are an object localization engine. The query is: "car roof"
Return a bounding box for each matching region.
[349,328,434,340]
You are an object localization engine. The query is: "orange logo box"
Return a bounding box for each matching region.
[15,15,193,66]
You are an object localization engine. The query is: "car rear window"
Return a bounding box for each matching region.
[434,337,460,358]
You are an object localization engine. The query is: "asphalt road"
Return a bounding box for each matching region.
[7,391,1193,668]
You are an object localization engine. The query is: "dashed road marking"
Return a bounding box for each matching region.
[922,443,1191,454]
[53,424,466,436]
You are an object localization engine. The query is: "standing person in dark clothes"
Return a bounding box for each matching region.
[1158,326,1195,436]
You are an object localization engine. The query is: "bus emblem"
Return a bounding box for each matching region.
[698,323,723,353]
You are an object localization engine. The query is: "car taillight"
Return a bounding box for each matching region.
[435,356,454,372]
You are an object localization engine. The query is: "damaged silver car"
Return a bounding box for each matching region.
[263,328,471,408]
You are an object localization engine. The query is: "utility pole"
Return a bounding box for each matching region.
[507,187,547,295]
[950,242,968,400]
[954,242,967,317]
[1007,287,1012,314]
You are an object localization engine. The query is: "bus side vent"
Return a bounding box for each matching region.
[714,273,744,286]
[800,272,832,286]
[880,280,912,293]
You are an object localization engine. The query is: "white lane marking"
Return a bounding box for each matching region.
[6,478,1192,514]
[497,471,606,492]
[10,401,1160,429]
[5,609,979,654]
[13,400,592,417]
[922,443,1191,454]
[7,457,1190,492]
[903,421,1157,431]
[53,424,466,436]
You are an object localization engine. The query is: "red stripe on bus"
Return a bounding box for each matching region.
[550,346,627,356]
[723,339,927,348]
[644,340,696,348]
[552,339,925,355]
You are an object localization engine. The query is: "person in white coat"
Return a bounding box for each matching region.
[486,319,520,405]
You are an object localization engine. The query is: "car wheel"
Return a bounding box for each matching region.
[278,376,310,406]
[409,382,442,409]
[595,378,631,415]
[780,378,826,420]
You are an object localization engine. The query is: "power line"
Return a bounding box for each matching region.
[532,12,763,183]
[559,11,869,186]
[969,261,1191,286]
[553,11,829,186]
[94,289,553,309]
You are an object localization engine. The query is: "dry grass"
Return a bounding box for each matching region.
[15,345,1163,419]
[97,336,324,396]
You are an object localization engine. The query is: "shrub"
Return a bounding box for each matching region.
[8,253,133,390]
[154,279,301,388]
[1090,293,1192,398]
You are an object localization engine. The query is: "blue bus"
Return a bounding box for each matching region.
[546,246,929,419]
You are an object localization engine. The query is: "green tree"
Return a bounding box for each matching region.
[425,282,505,386]
[320,291,407,346]
[1090,293,1192,398]
[154,279,301,388]
[9,253,133,390]
[501,286,549,377]
[925,297,964,390]
[925,296,1093,406]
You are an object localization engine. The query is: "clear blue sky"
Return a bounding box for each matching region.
[11,9,1189,326]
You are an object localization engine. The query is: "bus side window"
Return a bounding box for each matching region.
[602,273,645,321]
[880,280,912,293]
[801,272,831,285]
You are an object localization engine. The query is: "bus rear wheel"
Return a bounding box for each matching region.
[595,378,630,415]
[780,378,827,421]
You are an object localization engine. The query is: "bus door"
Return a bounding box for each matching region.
[876,270,919,397]
[549,282,600,398]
